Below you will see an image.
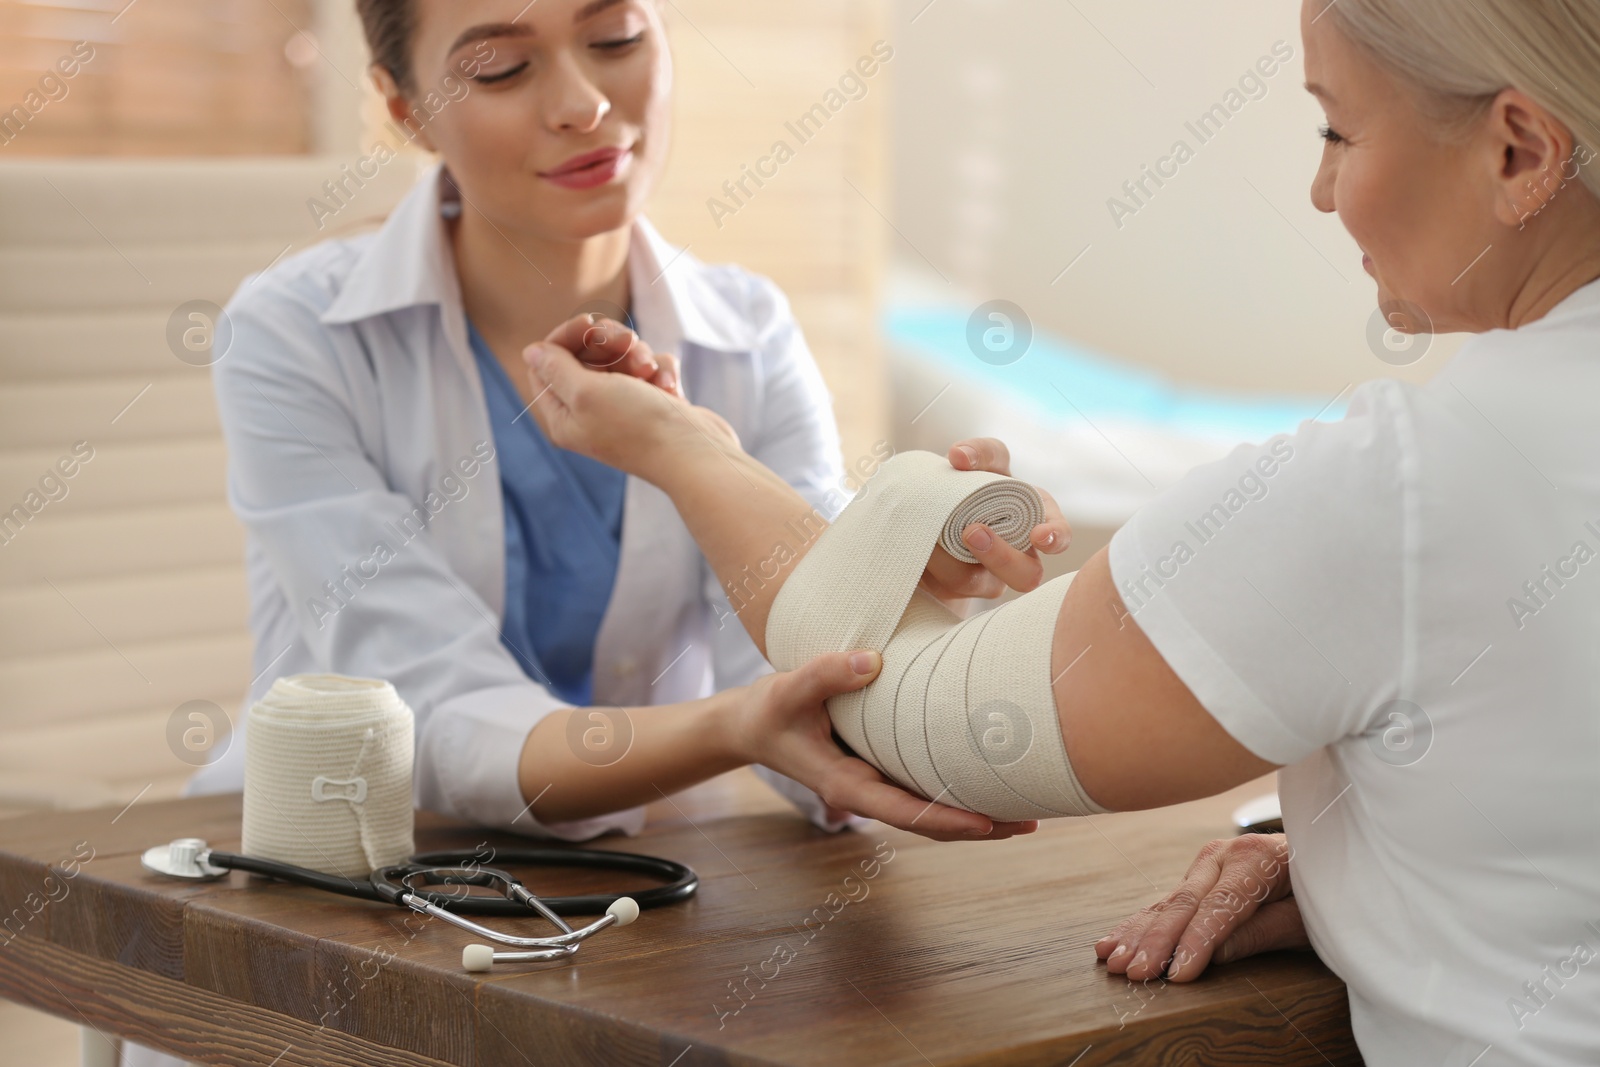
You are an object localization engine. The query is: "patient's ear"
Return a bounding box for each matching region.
[371,63,439,154]
[1484,86,1577,228]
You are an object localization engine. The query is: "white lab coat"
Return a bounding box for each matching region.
[184,163,853,839]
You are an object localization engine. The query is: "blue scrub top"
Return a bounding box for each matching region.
[467,319,627,706]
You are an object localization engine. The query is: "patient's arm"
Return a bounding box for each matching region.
[524,343,1278,812]
[522,346,1071,653]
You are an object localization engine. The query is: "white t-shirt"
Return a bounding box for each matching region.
[1110,277,1600,1067]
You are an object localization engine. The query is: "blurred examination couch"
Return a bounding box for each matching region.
[885,281,1346,571]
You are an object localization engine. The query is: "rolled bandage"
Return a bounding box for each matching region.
[242,674,416,879]
[766,451,1106,821]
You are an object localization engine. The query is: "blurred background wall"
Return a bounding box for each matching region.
[886,0,1461,394]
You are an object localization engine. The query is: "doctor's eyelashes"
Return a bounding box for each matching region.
[592,31,648,53]
[472,61,530,86]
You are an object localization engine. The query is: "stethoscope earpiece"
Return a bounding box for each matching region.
[458,896,640,972]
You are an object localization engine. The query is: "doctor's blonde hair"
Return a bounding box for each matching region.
[1328,0,1600,197]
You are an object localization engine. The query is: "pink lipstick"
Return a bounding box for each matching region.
[539,145,632,190]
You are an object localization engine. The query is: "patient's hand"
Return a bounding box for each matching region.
[921,437,1073,600]
[1096,834,1308,982]
[523,332,737,479]
[543,313,686,398]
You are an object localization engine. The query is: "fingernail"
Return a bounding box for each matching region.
[1111,942,1129,961]
[1130,950,1148,972]
[966,526,993,552]
[849,651,879,674]
[1095,935,1114,949]
[522,343,545,365]
[587,312,603,324]
[1041,531,1056,548]
[965,827,990,836]
[956,445,978,467]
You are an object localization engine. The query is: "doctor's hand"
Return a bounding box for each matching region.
[732,650,1038,843]
[921,437,1073,601]
[524,335,735,480]
[1095,833,1308,982]
[543,314,685,399]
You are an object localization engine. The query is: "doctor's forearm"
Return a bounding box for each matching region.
[515,689,748,823]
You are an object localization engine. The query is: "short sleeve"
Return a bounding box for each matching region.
[1107,380,1413,765]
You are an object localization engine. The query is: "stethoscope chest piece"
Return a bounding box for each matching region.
[141,837,229,881]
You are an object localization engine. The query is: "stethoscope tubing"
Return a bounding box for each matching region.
[205,846,698,916]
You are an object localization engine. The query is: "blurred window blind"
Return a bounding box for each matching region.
[0,0,316,155]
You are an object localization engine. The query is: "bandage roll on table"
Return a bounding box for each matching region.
[242,674,416,879]
[766,451,1107,821]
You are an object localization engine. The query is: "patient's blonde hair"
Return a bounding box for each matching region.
[1329,0,1600,197]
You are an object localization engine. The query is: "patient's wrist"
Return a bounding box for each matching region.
[636,404,743,486]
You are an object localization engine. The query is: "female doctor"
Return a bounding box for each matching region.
[184,0,1033,845]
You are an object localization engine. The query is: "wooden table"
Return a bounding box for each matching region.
[0,771,1360,1066]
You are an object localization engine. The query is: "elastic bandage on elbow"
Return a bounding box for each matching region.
[766,451,1106,821]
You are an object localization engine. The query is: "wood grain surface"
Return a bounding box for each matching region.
[0,771,1361,1066]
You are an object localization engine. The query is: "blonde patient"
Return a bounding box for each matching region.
[521,1,1600,1063]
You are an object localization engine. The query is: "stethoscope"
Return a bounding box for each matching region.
[141,838,697,972]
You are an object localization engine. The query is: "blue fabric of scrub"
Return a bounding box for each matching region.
[466,319,627,706]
